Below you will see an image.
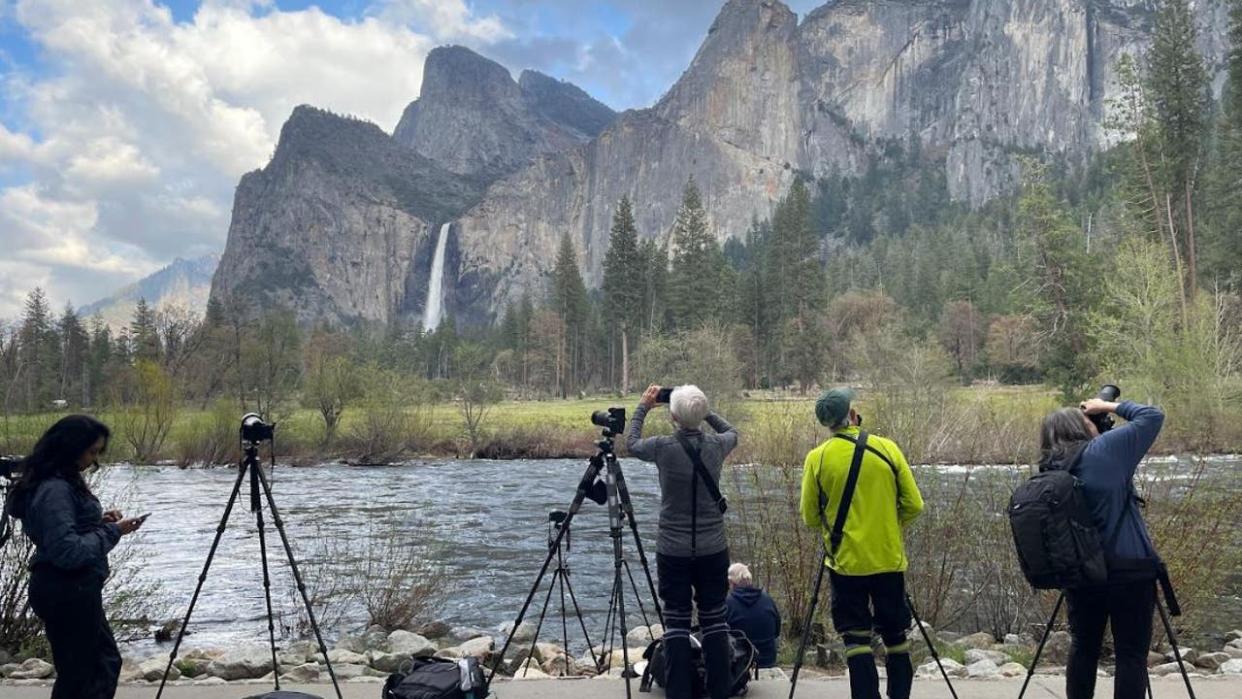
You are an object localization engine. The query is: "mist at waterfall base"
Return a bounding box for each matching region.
[423,223,450,332]
[93,457,1241,656]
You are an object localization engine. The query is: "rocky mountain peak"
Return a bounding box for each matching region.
[392,46,615,181]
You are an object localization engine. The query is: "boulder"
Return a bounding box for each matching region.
[1224,630,1242,643]
[326,649,370,665]
[533,642,565,663]
[1148,651,1166,667]
[368,650,414,673]
[1003,634,1023,646]
[1227,638,1242,651]
[388,630,436,658]
[450,626,490,643]
[1150,662,1186,676]
[513,659,550,679]
[626,624,664,648]
[457,636,495,660]
[335,634,368,654]
[363,627,391,651]
[287,641,320,660]
[958,632,997,650]
[140,658,178,682]
[1226,647,1242,659]
[498,621,537,645]
[118,657,144,683]
[967,659,1000,678]
[1165,647,1198,664]
[541,655,571,676]
[998,662,1027,678]
[331,663,368,679]
[176,655,212,679]
[418,621,453,639]
[918,658,967,678]
[194,676,227,685]
[205,647,275,681]
[435,647,462,660]
[0,662,19,678]
[964,649,1009,665]
[1195,652,1232,671]
[9,658,55,680]
[277,649,308,667]
[1041,632,1072,666]
[1221,659,1242,675]
[281,663,320,683]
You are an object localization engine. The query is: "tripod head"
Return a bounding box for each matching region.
[548,510,570,551]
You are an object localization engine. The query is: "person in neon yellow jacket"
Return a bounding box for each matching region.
[800,387,924,699]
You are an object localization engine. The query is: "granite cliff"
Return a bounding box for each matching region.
[212,0,1230,327]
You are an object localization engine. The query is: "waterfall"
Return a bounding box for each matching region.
[423,222,450,332]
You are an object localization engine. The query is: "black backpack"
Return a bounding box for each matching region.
[1008,467,1108,589]
[383,657,489,699]
[639,629,756,697]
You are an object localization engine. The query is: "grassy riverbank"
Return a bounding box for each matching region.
[2,384,1239,465]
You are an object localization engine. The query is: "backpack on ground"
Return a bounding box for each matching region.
[383,656,489,699]
[639,629,756,697]
[1008,468,1108,589]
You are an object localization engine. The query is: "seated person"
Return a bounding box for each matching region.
[725,562,781,668]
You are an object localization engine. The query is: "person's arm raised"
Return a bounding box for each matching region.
[625,385,661,463]
[1085,399,1164,482]
[705,411,739,455]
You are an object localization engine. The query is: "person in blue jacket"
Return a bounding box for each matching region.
[5,415,146,698]
[1038,397,1165,699]
[724,563,781,668]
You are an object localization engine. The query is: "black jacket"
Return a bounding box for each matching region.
[11,476,120,584]
[725,586,781,668]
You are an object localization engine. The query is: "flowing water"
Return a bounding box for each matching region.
[422,222,450,331]
[92,457,1241,655]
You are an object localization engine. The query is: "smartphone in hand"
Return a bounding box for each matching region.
[656,387,673,404]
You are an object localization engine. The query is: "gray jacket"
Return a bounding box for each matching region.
[15,477,120,584]
[625,404,739,557]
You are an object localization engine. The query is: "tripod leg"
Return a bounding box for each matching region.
[1156,589,1197,699]
[1019,592,1064,699]
[621,559,653,630]
[907,593,959,699]
[613,537,634,698]
[253,463,343,699]
[557,548,570,676]
[788,550,828,699]
[253,478,281,691]
[518,567,562,677]
[561,568,599,669]
[616,468,663,625]
[156,461,248,699]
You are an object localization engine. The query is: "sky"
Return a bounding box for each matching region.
[0,0,823,320]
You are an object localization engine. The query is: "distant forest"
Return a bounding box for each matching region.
[2,0,1239,426]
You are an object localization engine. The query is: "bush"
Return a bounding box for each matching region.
[171,399,238,466]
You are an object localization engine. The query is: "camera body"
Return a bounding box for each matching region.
[590,407,626,435]
[240,413,275,443]
[0,456,20,481]
[1088,384,1121,434]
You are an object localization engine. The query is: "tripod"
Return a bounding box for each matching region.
[509,510,600,678]
[1018,580,1196,699]
[788,544,959,699]
[489,428,662,698]
[155,435,342,699]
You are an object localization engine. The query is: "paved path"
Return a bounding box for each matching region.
[3,676,1236,698]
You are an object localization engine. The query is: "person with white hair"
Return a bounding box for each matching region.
[626,384,739,699]
[725,562,781,668]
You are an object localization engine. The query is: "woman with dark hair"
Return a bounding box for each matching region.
[6,414,146,698]
[1038,397,1164,699]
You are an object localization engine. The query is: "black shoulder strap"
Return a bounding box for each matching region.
[829,431,869,557]
[674,432,728,514]
[832,432,899,479]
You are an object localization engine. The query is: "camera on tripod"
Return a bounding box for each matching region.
[240,413,275,443]
[590,407,626,436]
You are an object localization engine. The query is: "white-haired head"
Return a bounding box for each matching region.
[669,385,709,429]
[728,562,753,589]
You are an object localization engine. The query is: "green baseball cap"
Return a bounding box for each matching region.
[815,387,856,427]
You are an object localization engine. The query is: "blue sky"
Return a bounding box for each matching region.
[0,0,823,318]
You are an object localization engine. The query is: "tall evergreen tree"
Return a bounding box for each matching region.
[602,196,644,392]
[1203,0,1242,285]
[669,178,726,330]
[639,238,669,334]
[17,288,55,411]
[57,305,89,407]
[131,297,160,362]
[1148,0,1210,290]
[551,234,591,396]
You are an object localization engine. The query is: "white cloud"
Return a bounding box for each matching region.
[0,0,509,318]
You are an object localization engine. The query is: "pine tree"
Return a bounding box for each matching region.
[1148,0,1210,290]
[669,178,726,330]
[640,238,669,334]
[602,196,644,392]
[1203,0,1242,285]
[550,234,590,396]
[17,288,55,411]
[58,305,89,407]
[131,297,160,362]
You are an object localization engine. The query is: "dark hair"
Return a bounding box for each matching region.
[1038,407,1093,471]
[10,415,110,510]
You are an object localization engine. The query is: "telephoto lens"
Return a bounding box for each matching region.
[1088,385,1121,434]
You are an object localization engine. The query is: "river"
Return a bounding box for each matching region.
[93,456,1240,656]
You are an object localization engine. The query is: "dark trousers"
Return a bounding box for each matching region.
[28,567,121,699]
[1066,579,1156,699]
[829,571,914,699]
[657,549,731,699]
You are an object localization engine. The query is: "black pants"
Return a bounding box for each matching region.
[1066,579,1156,699]
[657,549,731,699]
[28,567,121,699]
[829,571,913,699]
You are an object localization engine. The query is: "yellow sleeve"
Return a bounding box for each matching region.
[890,443,924,526]
[800,448,824,530]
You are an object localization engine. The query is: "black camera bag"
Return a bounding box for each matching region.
[639,629,756,697]
[1008,451,1109,589]
[383,656,488,699]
